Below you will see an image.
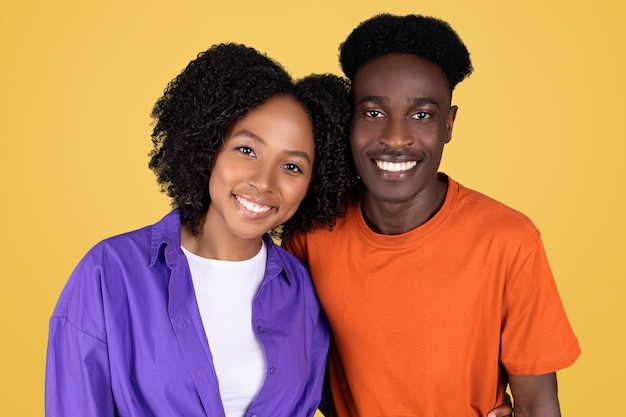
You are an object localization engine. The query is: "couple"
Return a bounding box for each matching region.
[45,13,580,417]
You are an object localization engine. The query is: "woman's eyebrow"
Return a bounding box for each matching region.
[232,129,265,143]
[233,129,312,163]
[284,149,312,164]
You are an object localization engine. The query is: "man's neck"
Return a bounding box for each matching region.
[360,179,448,235]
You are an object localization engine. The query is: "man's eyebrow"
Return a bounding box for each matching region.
[232,129,312,163]
[411,97,441,109]
[356,95,388,105]
[356,95,441,109]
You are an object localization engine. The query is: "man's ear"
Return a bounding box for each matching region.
[445,105,458,144]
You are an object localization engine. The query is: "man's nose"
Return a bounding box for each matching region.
[378,117,414,149]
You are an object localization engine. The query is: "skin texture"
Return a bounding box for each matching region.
[487,395,513,417]
[182,95,314,261]
[350,53,456,235]
[508,373,561,417]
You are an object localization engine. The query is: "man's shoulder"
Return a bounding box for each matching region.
[458,181,534,218]
[453,180,540,236]
[282,205,356,260]
[307,205,357,240]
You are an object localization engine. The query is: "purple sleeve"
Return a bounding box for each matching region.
[46,317,115,416]
[45,252,115,417]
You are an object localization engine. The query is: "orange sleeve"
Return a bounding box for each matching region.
[500,237,581,375]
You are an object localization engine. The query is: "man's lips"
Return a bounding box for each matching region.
[375,160,418,172]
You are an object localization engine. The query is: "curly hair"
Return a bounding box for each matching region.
[339,14,473,91]
[149,43,357,237]
[281,74,359,240]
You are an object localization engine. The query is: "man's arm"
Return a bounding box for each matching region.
[486,393,513,417]
[508,372,561,417]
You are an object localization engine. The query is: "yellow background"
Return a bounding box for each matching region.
[1,1,624,415]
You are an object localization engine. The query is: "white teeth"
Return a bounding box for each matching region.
[236,196,272,213]
[375,160,417,172]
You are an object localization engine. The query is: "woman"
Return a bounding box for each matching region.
[45,43,357,417]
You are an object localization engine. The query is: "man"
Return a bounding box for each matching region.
[285,14,580,417]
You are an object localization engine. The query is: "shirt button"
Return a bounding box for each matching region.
[257,325,265,332]
[269,367,277,375]
[178,319,186,329]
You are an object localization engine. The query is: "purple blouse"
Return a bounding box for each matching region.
[46,210,329,417]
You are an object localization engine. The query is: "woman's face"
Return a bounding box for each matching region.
[205,95,314,245]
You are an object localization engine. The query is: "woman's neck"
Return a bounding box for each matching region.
[180,221,263,261]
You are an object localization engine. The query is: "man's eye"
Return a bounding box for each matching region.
[412,111,431,120]
[365,110,384,118]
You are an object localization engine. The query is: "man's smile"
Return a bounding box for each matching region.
[375,160,417,172]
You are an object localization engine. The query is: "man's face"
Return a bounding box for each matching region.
[350,53,457,205]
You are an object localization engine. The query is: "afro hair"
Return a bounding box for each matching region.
[339,14,473,90]
[149,43,358,237]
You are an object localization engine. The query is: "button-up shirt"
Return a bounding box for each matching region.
[46,210,329,417]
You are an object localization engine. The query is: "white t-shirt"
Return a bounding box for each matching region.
[183,242,267,417]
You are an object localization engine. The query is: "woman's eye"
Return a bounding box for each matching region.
[236,146,255,157]
[284,163,302,173]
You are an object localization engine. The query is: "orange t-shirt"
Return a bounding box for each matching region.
[284,175,580,417]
